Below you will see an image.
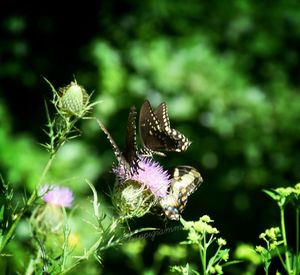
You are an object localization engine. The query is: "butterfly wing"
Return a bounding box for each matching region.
[160,166,203,220]
[97,106,139,176]
[124,106,139,173]
[154,102,171,129]
[165,128,192,152]
[155,102,191,151]
[139,100,167,154]
[139,100,191,154]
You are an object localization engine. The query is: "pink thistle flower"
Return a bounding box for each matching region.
[40,184,74,208]
[114,156,171,198]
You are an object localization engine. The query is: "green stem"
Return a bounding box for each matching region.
[38,153,56,187]
[202,232,207,275]
[25,258,35,275]
[0,154,56,253]
[280,205,291,273]
[263,239,270,275]
[61,216,122,274]
[61,208,70,272]
[61,236,103,274]
[264,263,269,275]
[208,245,220,268]
[296,207,299,275]
[276,246,286,270]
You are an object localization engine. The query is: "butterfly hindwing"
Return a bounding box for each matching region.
[139,100,191,155]
[160,166,203,220]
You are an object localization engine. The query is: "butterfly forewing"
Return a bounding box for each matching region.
[139,100,166,154]
[97,106,139,176]
[168,128,192,152]
[155,103,191,151]
[160,166,203,220]
[124,106,139,173]
[154,102,192,151]
[139,100,192,154]
[154,102,170,130]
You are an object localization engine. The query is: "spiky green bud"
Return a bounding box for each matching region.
[112,180,156,218]
[59,82,89,115]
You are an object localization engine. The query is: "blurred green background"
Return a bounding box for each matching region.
[1,0,300,274]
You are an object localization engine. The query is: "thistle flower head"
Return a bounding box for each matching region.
[112,156,171,218]
[39,184,74,208]
[114,156,171,198]
[31,185,74,233]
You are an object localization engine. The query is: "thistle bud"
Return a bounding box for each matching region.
[59,82,89,115]
[112,180,156,218]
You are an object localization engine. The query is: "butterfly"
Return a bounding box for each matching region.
[139,100,191,156]
[160,166,203,220]
[97,106,139,177]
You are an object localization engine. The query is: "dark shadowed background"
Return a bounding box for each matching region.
[1,1,300,274]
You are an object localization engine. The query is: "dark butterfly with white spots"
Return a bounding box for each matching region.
[160,166,203,220]
[97,106,139,177]
[139,100,191,156]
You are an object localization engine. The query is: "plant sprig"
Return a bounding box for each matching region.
[176,215,239,275]
[0,79,96,254]
[256,183,300,275]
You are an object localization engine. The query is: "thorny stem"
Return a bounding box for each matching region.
[61,213,155,274]
[0,152,56,253]
[98,215,135,251]
[25,245,44,275]
[60,216,122,274]
[50,117,80,157]
[61,236,103,274]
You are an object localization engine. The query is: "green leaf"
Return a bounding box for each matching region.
[263,189,280,201]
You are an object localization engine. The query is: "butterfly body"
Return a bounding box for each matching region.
[160,166,203,220]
